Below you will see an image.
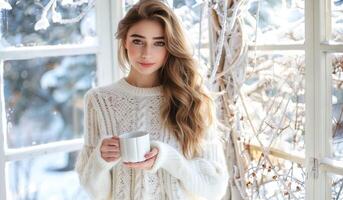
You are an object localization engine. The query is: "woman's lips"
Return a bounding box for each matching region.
[139,62,155,68]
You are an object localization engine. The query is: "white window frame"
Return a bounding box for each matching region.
[308,0,343,199]
[306,0,343,199]
[246,0,343,199]
[0,0,124,199]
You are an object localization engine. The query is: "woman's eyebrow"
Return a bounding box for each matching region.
[130,34,164,40]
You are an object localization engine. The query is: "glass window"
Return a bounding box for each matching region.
[0,0,97,47]
[7,151,89,200]
[330,173,343,199]
[331,0,343,43]
[4,55,96,149]
[243,0,304,45]
[332,53,343,159]
[238,51,305,155]
[246,155,305,199]
[237,51,305,198]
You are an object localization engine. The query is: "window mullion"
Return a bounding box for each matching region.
[0,60,8,200]
[321,158,343,176]
[305,0,315,199]
[320,43,343,52]
[247,44,305,51]
[0,44,98,61]
[312,0,331,199]
[324,0,332,42]
[247,142,305,165]
[323,42,333,200]
[5,139,83,162]
[95,0,124,86]
[110,0,125,81]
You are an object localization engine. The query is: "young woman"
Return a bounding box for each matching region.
[75,0,228,199]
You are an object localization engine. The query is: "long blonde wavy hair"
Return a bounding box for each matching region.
[115,0,216,159]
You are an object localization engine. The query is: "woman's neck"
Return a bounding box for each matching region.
[126,71,161,88]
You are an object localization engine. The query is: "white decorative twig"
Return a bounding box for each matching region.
[34,0,56,31]
[0,0,11,10]
[34,0,95,31]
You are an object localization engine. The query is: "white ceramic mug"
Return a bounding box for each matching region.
[119,131,150,163]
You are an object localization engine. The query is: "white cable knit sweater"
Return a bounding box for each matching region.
[75,77,228,200]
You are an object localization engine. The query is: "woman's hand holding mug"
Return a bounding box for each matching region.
[100,136,121,162]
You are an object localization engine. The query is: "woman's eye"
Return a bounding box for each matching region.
[132,40,143,45]
[155,41,165,46]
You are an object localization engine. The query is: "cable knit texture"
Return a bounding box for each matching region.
[75,77,229,200]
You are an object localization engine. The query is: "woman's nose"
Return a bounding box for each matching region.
[141,45,153,59]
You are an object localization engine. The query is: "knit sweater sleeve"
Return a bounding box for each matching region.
[75,90,120,200]
[147,122,229,199]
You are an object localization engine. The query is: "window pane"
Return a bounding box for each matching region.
[330,173,343,199]
[331,0,343,43]
[173,1,210,71]
[238,51,305,198]
[245,155,305,199]
[0,0,96,47]
[4,55,96,149]
[243,0,304,45]
[332,53,343,159]
[7,151,89,200]
[238,51,305,155]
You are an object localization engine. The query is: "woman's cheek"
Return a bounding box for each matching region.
[156,49,168,62]
[127,44,141,58]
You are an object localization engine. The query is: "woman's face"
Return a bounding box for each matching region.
[124,19,168,78]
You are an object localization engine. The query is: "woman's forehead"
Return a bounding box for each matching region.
[127,20,165,39]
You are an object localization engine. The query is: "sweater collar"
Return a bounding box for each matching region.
[116,77,163,97]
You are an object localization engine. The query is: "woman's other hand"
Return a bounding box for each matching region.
[123,148,159,170]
